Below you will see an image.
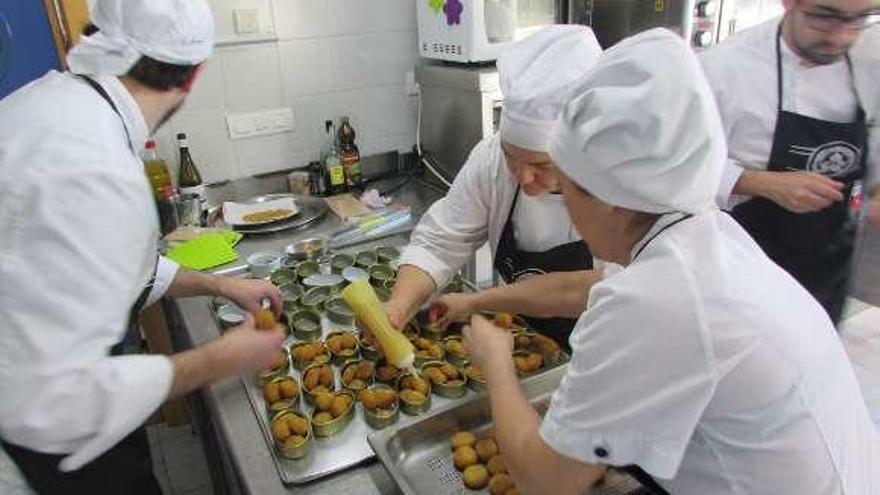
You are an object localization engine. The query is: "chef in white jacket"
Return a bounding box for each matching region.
[463,29,879,495]
[698,0,880,323]
[0,1,284,493]
[389,25,604,344]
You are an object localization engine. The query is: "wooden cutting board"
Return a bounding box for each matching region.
[324,193,371,221]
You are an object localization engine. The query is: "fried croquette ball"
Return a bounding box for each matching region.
[340,333,358,350]
[452,445,479,471]
[526,352,543,371]
[533,334,561,355]
[280,379,299,399]
[360,389,379,410]
[415,338,432,350]
[513,355,529,373]
[304,369,320,390]
[424,367,448,385]
[399,389,427,404]
[475,438,499,462]
[255,309,276,330]
[355,360,375,380]
[292,343,316,362]
[347,378,366,390]
[450,431,476,450]
[285,435,306,448]
[444,339,467,357]
[439,363,460,380]
[270,352,286,370]
[314,392,334,412]
[313,412,334,424]
[286,415,309,437]
[462,464,489,490]
[493,312,514,329]
[467,365,485,381]
[341,365,357,384]
[271,418,291,442]
[319,366,334,387]
[264,382,282,403]
[376,364,400,382]
[310,385,330,395]
[402,376,430,395]
[489,473,514,495]
[330,394,352,417]
[486,455,507,476]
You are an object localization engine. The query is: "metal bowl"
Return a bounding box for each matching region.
[462,361,486,391]
[440,336,469,366]
[359,333,382,362]
[375,246,400,263]
[324,296,355,325]
[340,359,375,395]
[295,260,321,282]
[217,303,246,329]
[285,237,327,262]
[287,310,322,342]
[395,373,432,415]
[330,253,355,274]
[324,331,360,366]
[310,390,356,437]
[355,250,379,268]
[301,363,337,406]
[270,268,298,287]
[300,286,332,312]
[361,384,400,430]
[264,376,301,417]
[303,273,344,293]
[374,360,402,385]
[279,283,304,312]
[290,340,331,371]
[368,264,395,287]
[257,348,291,386]
[271,409,312,460]
[421,361,467,398]
[412,338,445,368]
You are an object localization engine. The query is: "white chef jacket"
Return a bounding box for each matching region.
[698,18,880,209]
[400,132,584,288]
[0,71,177,471]
[539,210,880,494]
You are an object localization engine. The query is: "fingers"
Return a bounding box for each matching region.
[804,177,844,202]
[267,288,283,317]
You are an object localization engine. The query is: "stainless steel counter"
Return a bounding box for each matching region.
[172,179,443,495]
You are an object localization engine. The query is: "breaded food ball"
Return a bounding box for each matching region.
[462,464,489,490]
[313,412,334,424]
[486,455,507,476]
[475,438,499,462]
[376,364,400,383]
[424,367,447,385]
[399,389,427,405]
[439,363,460,380]
[525,352,543,371]
[489,473,514,495]
[280,379,299,399]
[330,394,352,418]
[285,435,306,448]
[341,365,357,384]
[314,392,333,412]
[310,385,330,396]
[271,418,291,442]
[401,376,430,395]
[319,366,334,387]
[450,431,477,450]
[444,339,467,357]
[355,361,375,380]
[286,415,309,437]
[493,312,514,329]
[264,382,281,403]
[452,445,479,471]
[270,351,287,370]
[466,365,485,381]
[347,378,365,390]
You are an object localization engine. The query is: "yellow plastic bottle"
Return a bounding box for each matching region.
[342,279,415,372]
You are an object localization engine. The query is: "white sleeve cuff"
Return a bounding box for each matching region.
[398,245,453,290]
[144,256,180,308]
[717,159,746,210]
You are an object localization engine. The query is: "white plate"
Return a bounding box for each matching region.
[222,198,298,226]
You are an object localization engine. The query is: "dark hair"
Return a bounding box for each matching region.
[80,23,198,91]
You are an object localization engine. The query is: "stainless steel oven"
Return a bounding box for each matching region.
[582,0,724,48]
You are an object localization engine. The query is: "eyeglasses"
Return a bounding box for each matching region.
[799,6,880,32]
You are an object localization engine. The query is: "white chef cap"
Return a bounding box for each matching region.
[67,0,215,76]
[498,25,602,152]
[550,29,726,214]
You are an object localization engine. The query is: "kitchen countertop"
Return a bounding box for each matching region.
[172,178,443,495]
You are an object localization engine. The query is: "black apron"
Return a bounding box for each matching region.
[731,24,867,324]
[494,187,593,346]
[1,75,162,495]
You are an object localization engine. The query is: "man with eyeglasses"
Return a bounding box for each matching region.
[700,0,879,325]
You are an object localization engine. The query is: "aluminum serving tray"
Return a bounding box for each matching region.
[208,193,328,235]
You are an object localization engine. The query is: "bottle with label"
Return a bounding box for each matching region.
[142,140,173,200]
[338,116,362,188]
[176,133,207,223]
[322,120,346,194]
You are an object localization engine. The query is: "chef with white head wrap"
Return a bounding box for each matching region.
[463,29,879,495]
[390,26,607,344]
[0,0,286,492]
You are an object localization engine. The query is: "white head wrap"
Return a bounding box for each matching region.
[550,29,726,214]
[498,25,602,152]
[67,0,215,76]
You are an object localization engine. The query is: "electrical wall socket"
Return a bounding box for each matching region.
[226,108,295,140]
[233,9,260,34]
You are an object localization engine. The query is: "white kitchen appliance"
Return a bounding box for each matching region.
[416,0,563,63]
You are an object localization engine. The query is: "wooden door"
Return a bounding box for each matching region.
[43,0,89,68]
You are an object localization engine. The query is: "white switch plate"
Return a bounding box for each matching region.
[233,9,260,34]
[226,108,295,140]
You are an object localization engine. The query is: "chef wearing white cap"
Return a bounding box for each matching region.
[0,1,284,493]
[388,25,605,344]
[464,29,879,495]
[698,0,880,324]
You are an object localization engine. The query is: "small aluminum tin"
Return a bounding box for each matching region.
[270,268,297,287]
[440,336,468,366]
[511,350,544,377]
[420,361,467,398]
[361,384,400,430]
[301,363,337,407]
[324,331,360,366]
[373,286,391,303]
[413,340,444,368]
[374,361,403,385]
[355,250,379,268]
[402,321,420,341]
[395,373,432,415]
[324,296,354,325]
[303,273,344,293]
[329,253,355,274]
[339,359,375,395]
[271,409,312,459]
[289,340,330,371]
[295,260,320,282]
[462,361,486,391]
[359,335,382,362]
[217,303,246,329]
[285,237,327,261]
[257,348,291,386]
[264,376,301,417]
[368,264,395,286]
[279,283,304,312]
[287,310,322,342]
[375,245,400,263]
[310,390,356,437]
[341,266,369,283]
[300,286,332,312]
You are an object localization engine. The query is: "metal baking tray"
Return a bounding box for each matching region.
[208,193,328,235]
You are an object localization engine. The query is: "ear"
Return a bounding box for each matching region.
[180,63,205,93]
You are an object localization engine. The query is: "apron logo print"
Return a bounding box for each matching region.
[800,141,861,178]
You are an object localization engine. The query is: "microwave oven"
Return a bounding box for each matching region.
[416,0,570,63]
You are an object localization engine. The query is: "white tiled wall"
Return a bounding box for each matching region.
[156,0,419,183]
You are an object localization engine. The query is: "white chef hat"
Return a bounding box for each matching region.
[67,0,215,76]
[550,29,726,214]
[498,25,602,152]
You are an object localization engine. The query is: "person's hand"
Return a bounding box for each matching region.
[429,293,477,330]
[384,299,410,331]
[462,314,513,369]
[218,277,282,317]
[763,171,844,213]
[866,197,880,228]
[213,315,286,376]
